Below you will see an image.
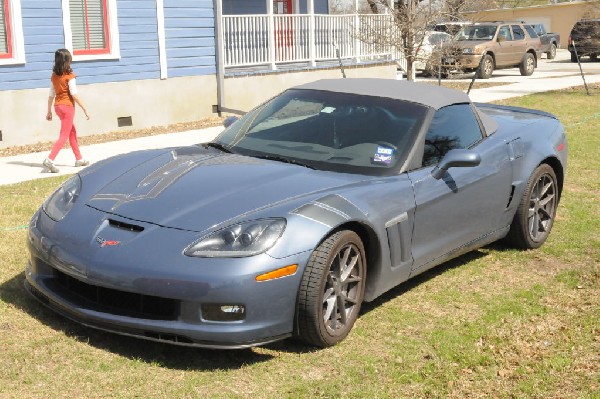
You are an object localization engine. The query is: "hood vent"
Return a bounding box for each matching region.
[108,219,144,232]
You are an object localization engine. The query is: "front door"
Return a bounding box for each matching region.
[406,104,513,274]
[273,0,294,60]
[273,0,293,14]
[495,25,514,67]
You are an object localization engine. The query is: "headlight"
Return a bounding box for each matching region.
[185,218,286,258]
[42,175,82,221]
[464,47,484,55]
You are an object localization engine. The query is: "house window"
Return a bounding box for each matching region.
[69,0,109,55]
[0,0,13,58]
[0,0,24,65]
[62,0,120,61]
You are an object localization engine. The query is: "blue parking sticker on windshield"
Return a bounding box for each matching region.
[373,146,394,164]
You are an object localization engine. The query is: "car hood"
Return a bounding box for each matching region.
[86,146,367,232]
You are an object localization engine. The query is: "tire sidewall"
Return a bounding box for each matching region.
[516,164,558,248]
[477,55,493,79]
[520,53,535,76]
[301,230,366,347]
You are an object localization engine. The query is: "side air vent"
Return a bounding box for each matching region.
[506,185,516,209]
[108,219,144,232]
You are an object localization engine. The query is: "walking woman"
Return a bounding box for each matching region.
[43,48,90,173]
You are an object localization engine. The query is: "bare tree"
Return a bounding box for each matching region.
[354,0,443,80]
[582,0,600,18]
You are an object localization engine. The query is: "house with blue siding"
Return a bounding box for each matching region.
[0,0,396,148]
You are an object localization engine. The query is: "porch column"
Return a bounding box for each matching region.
[354,0,360,62]
[267,0,277,70]
[308,0,316,67]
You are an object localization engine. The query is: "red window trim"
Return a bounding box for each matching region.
[72,0,111,56]
[0,0,13,59]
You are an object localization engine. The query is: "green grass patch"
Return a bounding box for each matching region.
[1,88,599,398]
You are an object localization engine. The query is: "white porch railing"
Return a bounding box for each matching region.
[222,14,407,72]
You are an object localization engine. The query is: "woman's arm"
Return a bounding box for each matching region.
[46,82,55,121]
[69,78,90,119]
[72,95,90,120]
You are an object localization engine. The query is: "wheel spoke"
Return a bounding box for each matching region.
[340,253,358,281]
[323,296,335,323]
[344,276,362,284]
[337,295,348,324]
[539,193,555,207]
[539,180,552,196]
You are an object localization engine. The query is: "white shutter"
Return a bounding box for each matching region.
[0,0,8,54]
[69,0,106,51]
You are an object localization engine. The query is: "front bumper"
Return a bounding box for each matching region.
[442,54,483,71]
[25,208,310,349]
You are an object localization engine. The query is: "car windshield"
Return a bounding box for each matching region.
[455,25,497,41]
[427,32,451,45]
[213,89,429,176]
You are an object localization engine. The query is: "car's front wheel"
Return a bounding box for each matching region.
[506,164,558,249]
[477,54,494,79]
[295,230,366,347]
[520,53,535,76]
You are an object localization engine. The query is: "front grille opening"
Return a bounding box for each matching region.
[144,332,194,344]
[53,270,178,321]
[108,219,144,232]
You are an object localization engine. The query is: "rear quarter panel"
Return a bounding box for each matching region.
[475,103,567,202]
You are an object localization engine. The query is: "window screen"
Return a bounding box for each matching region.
[70,0,109,54]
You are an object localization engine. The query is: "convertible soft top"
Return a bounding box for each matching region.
[294,78,471,110]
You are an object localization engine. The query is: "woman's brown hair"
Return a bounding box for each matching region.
[53,48,73,75]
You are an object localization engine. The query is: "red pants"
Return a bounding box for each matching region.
[49,104,82,161]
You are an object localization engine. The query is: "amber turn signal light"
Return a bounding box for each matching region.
[256,264,298,282]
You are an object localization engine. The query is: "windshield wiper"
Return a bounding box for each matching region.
[204,142,232,153]
[253,154,315,170]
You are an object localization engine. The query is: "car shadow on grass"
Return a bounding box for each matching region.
[1,248,492,365]
[0,272,276,369]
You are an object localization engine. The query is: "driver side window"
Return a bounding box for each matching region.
[422,104,484,167]
[498,25,513,41]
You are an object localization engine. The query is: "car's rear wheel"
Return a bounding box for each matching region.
[506,164,558,249]
[295,230,366,347]
[570,51,578,63]
[519,53,535,76]
[477,54,494,79]
[547,43,557,60]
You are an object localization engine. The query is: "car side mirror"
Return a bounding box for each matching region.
[223,116,239,128]
[431,149,481,180]
[497,34,507,43]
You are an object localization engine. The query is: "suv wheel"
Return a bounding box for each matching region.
[477,54,494,79]
[519,53,535,76]
[547,43,557,60]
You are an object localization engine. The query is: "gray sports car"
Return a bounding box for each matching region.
[25,79,567,349]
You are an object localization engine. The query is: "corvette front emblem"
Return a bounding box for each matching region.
[96,237,120,247]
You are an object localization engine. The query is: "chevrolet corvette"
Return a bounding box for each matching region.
[25,79,567,349]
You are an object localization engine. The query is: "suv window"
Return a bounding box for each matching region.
[524,24,538,39]
[498,25,513,41]
[423,104,483,167]
[512,25,525,40]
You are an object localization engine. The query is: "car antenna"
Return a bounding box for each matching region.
[333,40,347,78]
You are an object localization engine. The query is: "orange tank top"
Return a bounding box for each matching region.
[51,72,76,107]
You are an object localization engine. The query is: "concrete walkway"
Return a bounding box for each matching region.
[1,50,598,186]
